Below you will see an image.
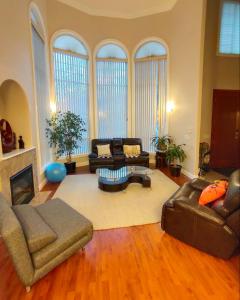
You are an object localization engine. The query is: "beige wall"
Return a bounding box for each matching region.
[0,0,50,179]
[201,0,240,144]
[0,0,207,177]
[47,0,206,176]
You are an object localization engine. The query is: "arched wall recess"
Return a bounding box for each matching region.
[0,79,32,150]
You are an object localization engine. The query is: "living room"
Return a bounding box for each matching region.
[0,0,239,299]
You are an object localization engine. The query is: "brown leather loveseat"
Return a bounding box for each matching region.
[88,138,149,173]
[161,170,240,259]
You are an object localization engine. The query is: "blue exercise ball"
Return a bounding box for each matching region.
[45,162,67,183]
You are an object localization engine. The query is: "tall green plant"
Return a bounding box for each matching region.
[46,111,86,163]
[151,135,172,152]
[166,143,186,166]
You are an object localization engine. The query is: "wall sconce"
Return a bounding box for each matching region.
[50,102,56,114]
[167,101,175,113]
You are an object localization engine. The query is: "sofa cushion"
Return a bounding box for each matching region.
[33,199,93,269]
[125,156,149,164]
[97,144,111,157]
[13,205,57,254]
[89,156,114,165]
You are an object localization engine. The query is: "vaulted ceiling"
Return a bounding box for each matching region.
[57,0,178,19]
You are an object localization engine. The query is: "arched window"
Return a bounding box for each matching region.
[30,4,51,169]
[52,34,89,154]
[96,43,128,138]
[134,41,167,151]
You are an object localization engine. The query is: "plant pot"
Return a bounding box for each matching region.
[169,164,182,177]
[64,161,76,174]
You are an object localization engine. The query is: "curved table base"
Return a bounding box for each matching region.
[98,174,151,192]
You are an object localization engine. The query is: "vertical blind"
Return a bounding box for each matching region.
[53,50,89,154]
[135,58,167,152]
[31,25,51,169]
[219,0,240,54]
[96,60,128,138]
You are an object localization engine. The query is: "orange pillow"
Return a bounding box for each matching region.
[199,180,228,205]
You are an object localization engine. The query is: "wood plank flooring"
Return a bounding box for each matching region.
[0,166,239,300]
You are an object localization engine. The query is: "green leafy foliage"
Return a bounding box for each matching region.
[46,111,86,162]
[166,143,186,166]
[151,135,172,152]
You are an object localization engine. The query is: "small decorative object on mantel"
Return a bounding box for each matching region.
[18,136,25,149]
[0,119,16,153]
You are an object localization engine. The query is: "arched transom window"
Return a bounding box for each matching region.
[96,43,128,138]
[52,34,90,154]
[134,41,167,151]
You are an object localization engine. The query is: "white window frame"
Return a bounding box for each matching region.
[217,0,240,57]
[132,37,170,152]
[50,30,93,157]
[93,39,131,138]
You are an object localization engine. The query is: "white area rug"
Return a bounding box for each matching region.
[53,170,179,230]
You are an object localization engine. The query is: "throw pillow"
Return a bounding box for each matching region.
[123,145,141,157]
[97,144,111,157]
[199,180,228,205]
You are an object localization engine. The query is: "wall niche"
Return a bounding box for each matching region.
[0,79,32,155]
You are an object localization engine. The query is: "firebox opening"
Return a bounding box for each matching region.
[10,165,35,205]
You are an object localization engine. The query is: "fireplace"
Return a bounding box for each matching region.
[10,165,35,205]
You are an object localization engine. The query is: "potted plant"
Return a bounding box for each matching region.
[151,135,171,152]
[46,111,86,174]
[166,143,186,177]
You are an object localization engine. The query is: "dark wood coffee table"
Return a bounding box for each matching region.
[96,166,153,192]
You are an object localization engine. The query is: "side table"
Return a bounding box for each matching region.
[155,151,167,168]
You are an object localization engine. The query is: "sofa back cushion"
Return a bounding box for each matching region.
[224,169,240,213]
[91,139,113,154]
[13,204,57,253]
[0,193,34,285]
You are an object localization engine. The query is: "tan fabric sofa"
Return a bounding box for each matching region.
[0,193,93,291]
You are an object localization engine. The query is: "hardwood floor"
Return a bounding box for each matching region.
[0,167,239,300]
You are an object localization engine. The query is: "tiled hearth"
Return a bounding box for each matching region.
[0,147,39,204]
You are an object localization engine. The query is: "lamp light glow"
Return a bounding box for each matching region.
[50,102,56,114]
[167,101,175,113]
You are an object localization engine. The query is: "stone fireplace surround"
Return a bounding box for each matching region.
[0,147,39,204]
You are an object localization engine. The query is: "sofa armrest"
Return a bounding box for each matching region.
[190,178,210,191]
[174,197,225,226]
[140,151,149,157]
[88,153,97,159]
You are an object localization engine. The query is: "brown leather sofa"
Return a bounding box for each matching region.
[161,169,240,259]
[88,138,149,173]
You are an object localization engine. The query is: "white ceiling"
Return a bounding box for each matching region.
[57,0,178,19]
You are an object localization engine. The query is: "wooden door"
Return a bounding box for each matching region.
[211,89,240,169]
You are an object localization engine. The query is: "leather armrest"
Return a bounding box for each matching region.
[88,153,97,159]
[190,178,210,191]
[140,151,149,157]
[174,197,225,226]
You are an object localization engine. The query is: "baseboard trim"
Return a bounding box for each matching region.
[182,168,196,179]
[76,161,89,167]
[39,176,47,190]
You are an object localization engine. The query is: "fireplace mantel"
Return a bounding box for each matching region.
[0,147,39,203]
